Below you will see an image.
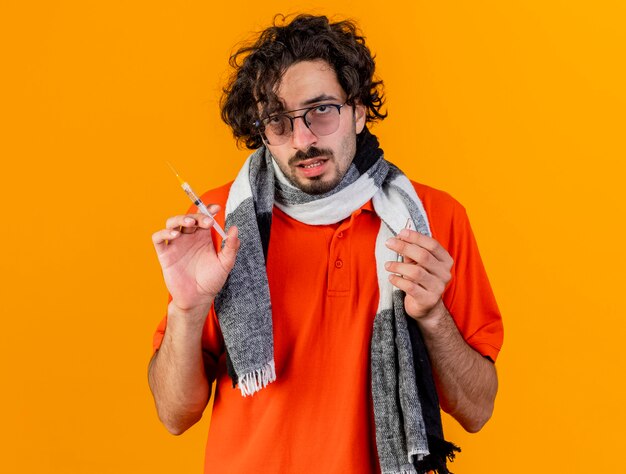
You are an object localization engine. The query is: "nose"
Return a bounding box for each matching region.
[290,115,317,150]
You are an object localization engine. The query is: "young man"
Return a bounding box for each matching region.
[149,14,502,474]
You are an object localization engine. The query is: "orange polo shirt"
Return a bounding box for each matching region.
[153,180,503,474]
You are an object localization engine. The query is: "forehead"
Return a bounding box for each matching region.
[276,60,345,109]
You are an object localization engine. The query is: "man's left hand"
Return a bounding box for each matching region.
[384,228,454,320]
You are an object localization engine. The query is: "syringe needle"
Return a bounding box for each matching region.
[166,162,228,240]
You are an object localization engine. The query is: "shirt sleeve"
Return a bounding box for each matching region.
[151,182,232,381]
[152,302,225,383]
[440,202,504,362]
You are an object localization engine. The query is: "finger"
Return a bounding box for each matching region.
[180,224,198,235]
[385,261,445,294]
[386,239,452,279]
[207,204,221,215]
[388,273,441,311]
[152,228,181,246]
[165,215,198,230]
[387,238,441,274]
[388,272,431,298]
[396,229,453,266]
[218,226,240,271]
[165,213,216,231]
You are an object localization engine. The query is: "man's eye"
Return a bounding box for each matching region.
[314,105,331,114]
[268,116,283,124]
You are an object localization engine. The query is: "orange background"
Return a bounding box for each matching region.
[2,1,625,472]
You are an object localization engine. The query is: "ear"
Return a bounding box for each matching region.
[354,102,367,134]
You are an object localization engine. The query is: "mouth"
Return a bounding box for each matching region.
[295,157,329,178]
[297,158,327,168]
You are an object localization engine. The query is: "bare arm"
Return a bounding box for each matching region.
[415,301,497,432]
[385,228,498,432]
[149,208,239,435]
[148,303,212,435]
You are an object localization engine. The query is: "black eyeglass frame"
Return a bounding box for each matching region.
[253,103,347,144]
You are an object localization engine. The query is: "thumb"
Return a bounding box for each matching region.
[218,226,240,272]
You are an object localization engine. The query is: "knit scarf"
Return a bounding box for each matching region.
[214,128,460,474]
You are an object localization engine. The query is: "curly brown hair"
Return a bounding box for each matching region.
[220,14,387,149]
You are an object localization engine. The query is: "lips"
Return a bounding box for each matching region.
[296,157,328,178]
[296,157,328,167]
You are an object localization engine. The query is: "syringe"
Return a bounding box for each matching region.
[167,162,228,240]
[396,218,413,263]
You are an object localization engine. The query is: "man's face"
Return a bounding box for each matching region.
[264,60,366,195]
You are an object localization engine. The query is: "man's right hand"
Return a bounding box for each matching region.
[151,204,240,317]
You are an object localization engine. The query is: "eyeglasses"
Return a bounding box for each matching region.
[254,103,346,145]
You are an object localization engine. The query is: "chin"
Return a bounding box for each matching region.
[295,176,343,195]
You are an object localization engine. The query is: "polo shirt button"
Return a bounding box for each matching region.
[337,231,344,238]
[335,259,343,268]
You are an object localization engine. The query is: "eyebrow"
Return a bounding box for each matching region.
[266,94,342,117]
[301,94,340,106]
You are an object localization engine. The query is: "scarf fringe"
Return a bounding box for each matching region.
[414,436,461,474]
[238,360,276,397]
[381,466,417,474]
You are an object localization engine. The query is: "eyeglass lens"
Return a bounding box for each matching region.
[263,105,342,145]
